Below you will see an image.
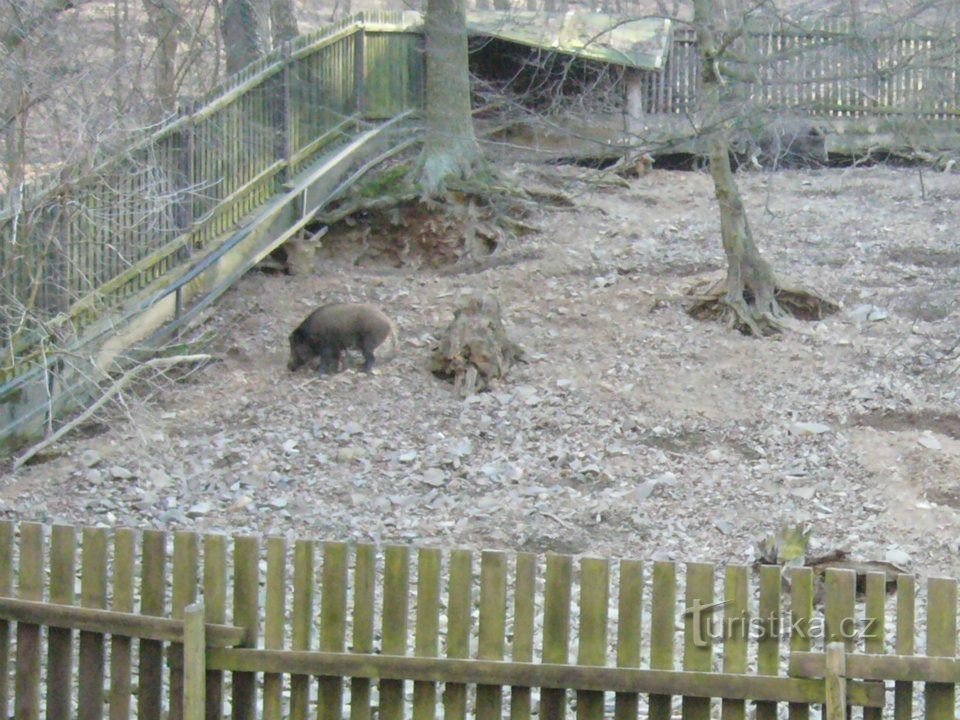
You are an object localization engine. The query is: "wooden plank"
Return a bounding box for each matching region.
[791,650,960,682]
[823,643,846,720]
[862,572,886,720]
[0,595,242,643]
[682,562,713,720]
[648,561,676,720]
[319,542,348,720]
[894,573,915,720]
[292,540,316,720]
[47,525,77,720]
[263,537,287,720]
[540,553,572,719]
[924,576,957,718]
[0,522,13,720]
[109,529,136,720]
[139,530,166,720]
[203,648,885,706]
[787,568,813,720]
[379,545,409,720]
[577,557,609,720]
[232,535,260,720]
[14,522,44,720]
[511,553,536,720]
[824,568,856,720]
[171,531,199,720]
[183,604,206,720]
[79,527,109,720]
[720,565,748,720]
[444,548,472,720]
[614,560,642,720]
[477,551,507,720]
[755,565,781,720]
[412,548,441,720]
[204,534,228,720]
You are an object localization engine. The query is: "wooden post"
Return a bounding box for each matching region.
[183,603,206,720]
[624,68,645,134]
[824,642,847,720]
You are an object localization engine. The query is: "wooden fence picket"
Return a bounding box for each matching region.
[862,571,886,720]
[894,573,915,719]
[232,535,260,720]
[925,577,958,717]
[648,561,675,720]
[444,548,472,720]
[15,522,44,720]
[171,531,199,720]
[139,530,166,720]
[202,534,228,720]
[319,541,349,720]
[614,559,642,720]
[47,525,76,720]
[263,537,287,720]
[0,522,12,720]
[577,557,609,720]
[380,545,410,720]
[477,551,507,720]
[788,567,814,720]
[682,563,713,720]
[110,528,136,720]
[540,553,572,719]
[78,527,108,720]
[348,542,371,720]
[511,552,536,720]
[755,565,781,720]
[412,548,441,720]
[721,565,748,720]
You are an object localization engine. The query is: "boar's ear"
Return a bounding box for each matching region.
[290,327,306,342]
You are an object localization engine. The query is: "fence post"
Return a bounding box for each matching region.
[183,603,206,720]
[824,642,846,720]
[354,25,366,125]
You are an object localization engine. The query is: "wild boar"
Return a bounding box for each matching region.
[287,302,397,374]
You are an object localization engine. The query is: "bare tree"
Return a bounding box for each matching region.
[142,0,184,112]
[220,0,267,74]
[269,0,299,47]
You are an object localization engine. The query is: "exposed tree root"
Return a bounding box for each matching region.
[687,275,840,336]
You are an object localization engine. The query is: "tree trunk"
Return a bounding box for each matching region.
[1,47,27,198]
[269,0,298,48]
[142,0,181,112]
[688,0,838,334]
[691,0,782,334]
[415,0,481,195]
[220,0,265,75]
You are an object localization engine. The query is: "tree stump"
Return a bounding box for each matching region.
[429,292,523,397]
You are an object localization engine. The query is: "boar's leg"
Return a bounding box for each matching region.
[360,349,376,373]
[318,347,341,374]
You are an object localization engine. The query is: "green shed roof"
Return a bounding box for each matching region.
[466,10,672,70]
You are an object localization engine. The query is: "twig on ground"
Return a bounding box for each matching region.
[13,354,213,469]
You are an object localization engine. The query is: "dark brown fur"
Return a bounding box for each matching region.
[287,303,396,374]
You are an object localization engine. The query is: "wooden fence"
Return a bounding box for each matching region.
[0,521,956,718]
[0,12,423,384]
[645,21,960,120]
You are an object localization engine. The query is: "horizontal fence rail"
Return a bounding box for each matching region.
[0,522,956,718]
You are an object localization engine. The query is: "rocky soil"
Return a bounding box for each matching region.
[3,163,960,581]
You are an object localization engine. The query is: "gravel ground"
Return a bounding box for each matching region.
[3,163,960,581]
